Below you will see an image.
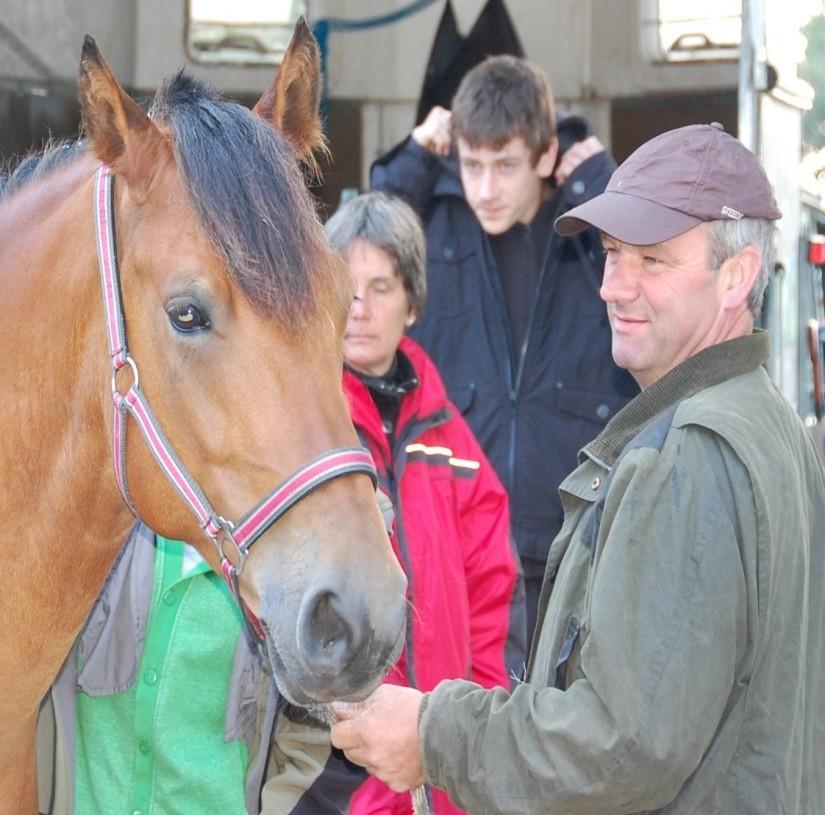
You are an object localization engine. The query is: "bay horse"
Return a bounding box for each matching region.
[0,20,406,812]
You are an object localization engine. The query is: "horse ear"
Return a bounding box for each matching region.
[252,17,328,174]
[78,35,171,192]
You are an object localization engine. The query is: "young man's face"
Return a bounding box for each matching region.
[599,224,753,388]
[457,135,557,235]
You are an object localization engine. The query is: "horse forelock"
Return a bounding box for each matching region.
[149,71,344,330]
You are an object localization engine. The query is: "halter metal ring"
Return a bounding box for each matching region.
[111,355,139,396]
[215,516,248,576]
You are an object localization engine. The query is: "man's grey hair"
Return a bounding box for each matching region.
[324,191,427,315]
[706,217,776,317]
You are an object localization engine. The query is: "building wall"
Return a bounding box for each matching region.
[0,0,135,82]
[761,93,805,408]
[0,1,809,192]
[133,0,292,94]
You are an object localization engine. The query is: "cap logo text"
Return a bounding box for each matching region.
[720,205,743,220]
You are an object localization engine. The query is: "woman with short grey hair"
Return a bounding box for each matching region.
[325,190,427,316]
[325,191,526,815]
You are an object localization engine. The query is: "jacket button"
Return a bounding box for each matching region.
[571,180,585,195]
[596,403,610,420]
[443,246,454,259]
[591,477,601,491]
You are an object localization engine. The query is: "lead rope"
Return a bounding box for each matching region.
[320,701,431,813]
[411,785,432,814]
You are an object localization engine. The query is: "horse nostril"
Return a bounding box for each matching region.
[314,592,348,650]
[298,590,362,677]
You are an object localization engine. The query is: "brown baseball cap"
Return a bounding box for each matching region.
[554,123,781,245]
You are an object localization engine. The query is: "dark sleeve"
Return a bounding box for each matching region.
[369,136,452,219]
[555,111,594,154]
[289,749,368,815]
[560,150,617,209]
[260,704,367,814]
[555,111,618,209]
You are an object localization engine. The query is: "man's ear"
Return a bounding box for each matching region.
[535,138,559,180]
[722,245,761,310]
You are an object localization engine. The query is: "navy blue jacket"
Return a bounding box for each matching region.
[371,115,638,566]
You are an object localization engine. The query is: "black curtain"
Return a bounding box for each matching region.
[415,0,524,124]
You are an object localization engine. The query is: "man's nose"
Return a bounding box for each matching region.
[478,168,497,199]
[600,256,637,304]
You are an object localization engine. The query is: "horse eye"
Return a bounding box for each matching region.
[167,301,211,333]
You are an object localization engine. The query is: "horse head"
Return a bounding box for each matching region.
[75,20,407,705]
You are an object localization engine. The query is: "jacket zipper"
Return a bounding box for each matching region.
[501,214,562,493]
[388,407,451,690]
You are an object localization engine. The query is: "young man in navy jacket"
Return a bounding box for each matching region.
[372,55,637,642]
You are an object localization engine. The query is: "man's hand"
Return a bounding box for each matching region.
[331,685,425,792]
[554,134,604,186]
[412,106,452,157]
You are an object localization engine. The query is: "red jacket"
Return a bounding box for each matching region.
[344,337,524,815]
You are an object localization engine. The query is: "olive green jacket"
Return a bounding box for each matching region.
[419,331,825,814]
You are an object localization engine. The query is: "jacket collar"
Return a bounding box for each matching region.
[585,330,770,467]
[345,350,419,399]
[432,154,464,199]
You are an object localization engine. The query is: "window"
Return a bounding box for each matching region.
[648,0,741,63]
[186,0,307,65]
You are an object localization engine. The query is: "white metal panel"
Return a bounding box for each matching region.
[0,0,136,83]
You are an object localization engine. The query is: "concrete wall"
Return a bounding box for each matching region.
[133,0,299,95]
[0,2,801,103]
[0,2,807,167]
[0,0,792,203]
[317,0,741,183]
[0,0,135,83]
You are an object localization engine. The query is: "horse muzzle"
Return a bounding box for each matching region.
[260,568,407,705]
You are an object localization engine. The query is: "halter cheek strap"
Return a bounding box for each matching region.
[93,165,377,642]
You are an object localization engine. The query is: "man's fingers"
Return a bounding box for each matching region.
[343,747,366,767]
[331,700,358,720]
[413,106,452,155]
[555,135,606,183]
[330,718,356,752]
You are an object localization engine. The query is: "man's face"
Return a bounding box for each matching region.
[599,224,738,388]
[457,135,557,235]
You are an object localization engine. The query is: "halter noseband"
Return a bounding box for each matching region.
[93,165,376,642]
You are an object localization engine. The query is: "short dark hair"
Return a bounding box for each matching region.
[450,55,556,163]
[324,191,427,315]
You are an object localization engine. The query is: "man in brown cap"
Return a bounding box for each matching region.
[331,123,825,814]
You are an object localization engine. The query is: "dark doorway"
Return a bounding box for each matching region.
[0,81,81,167]
[610,91,737,163]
